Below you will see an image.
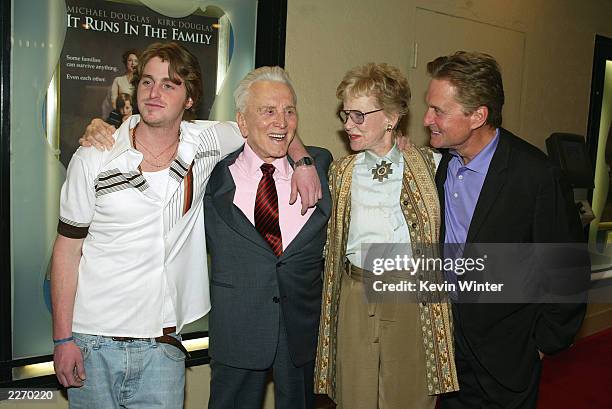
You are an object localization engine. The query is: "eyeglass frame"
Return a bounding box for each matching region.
[338,108,384,124]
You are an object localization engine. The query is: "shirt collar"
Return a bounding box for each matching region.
[105,114,199,167]
[363,144,402,169]
[108,115,139,160]
[240,141,292,179]
[449,128,499,173]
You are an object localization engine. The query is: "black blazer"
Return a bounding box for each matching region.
[204,146,332,370]
[435,128,589,391]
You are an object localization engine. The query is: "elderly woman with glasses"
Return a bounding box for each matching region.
[314,63,459,409]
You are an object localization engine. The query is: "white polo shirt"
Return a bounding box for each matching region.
[58,115,243,338]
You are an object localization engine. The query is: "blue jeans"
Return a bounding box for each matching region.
[67,332,185,409]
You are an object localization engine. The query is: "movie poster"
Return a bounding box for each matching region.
[59,0,220,167]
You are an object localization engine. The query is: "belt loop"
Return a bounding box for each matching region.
[92,335,101,350]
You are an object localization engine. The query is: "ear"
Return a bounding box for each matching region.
[236,112,248,138]
[470,106,488,129]
[385,112,401,130]
[184,97,193,110]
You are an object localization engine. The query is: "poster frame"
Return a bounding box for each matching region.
[0,0,287,388]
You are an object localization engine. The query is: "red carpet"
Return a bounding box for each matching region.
[538,327,612,409]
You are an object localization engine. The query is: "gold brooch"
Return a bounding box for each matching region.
[372,160,393,182]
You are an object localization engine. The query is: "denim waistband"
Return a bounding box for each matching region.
[72,332,180,348]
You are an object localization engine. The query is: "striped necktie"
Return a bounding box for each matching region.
[255,163,283,256]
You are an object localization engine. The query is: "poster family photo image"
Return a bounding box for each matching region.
[59,0,227,166]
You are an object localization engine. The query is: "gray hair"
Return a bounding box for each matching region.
[234,66,297,113]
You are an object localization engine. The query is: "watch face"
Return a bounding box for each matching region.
[295,157,313,167]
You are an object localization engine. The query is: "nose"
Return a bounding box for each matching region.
[423,107,434,127]
[274,111,287,128]
[344,115,357,131]
[149,83,161,99]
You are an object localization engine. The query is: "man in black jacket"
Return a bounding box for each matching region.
[425,51,589,409]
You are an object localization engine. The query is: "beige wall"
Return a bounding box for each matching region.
[578,303,612,337]
[286,0,612,155]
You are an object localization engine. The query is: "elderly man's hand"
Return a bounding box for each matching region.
[395,132,412,151]
[78,119,116,150]
[290,165,322,215]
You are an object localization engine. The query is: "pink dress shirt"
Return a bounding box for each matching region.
[229,142,314,250]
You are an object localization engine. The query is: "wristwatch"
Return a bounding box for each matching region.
[293,156,314,169]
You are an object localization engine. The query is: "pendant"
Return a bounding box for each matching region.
[372,160,393,182]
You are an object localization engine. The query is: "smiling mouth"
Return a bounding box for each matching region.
[269,133,287,141]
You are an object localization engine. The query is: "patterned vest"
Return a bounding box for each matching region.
[314,146,459,400]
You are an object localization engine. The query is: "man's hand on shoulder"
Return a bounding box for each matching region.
[290,163,322,215]
[54,341,86,388]
[78,119,116,151]
[395,132,413,151]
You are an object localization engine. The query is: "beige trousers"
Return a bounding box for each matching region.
[335,264,436,409]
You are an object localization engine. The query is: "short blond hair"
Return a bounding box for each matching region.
[336,63,411,132]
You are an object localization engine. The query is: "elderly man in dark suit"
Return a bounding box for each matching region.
[424,51,590,409]
[204,66,332,409]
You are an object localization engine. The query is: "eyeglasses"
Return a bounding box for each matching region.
[338,108,384,124]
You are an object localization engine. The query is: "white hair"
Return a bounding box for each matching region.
[234,66,297,113]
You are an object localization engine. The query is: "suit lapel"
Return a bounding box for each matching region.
[281,188,331,258]
[436,150,451,243]
[210,152,275,254]
[465,130,510,243]
[281,154,332,258]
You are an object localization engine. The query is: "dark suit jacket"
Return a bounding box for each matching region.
[436,128,589,391]
[204,146,332,370]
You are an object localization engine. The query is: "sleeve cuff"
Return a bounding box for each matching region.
[57,219,89,239]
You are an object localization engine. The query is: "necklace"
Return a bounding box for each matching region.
[140,144,179,168]
[134,134,179,160]
[131,126,180,169]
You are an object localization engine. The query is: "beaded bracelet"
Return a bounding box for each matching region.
[53,336,74,346]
